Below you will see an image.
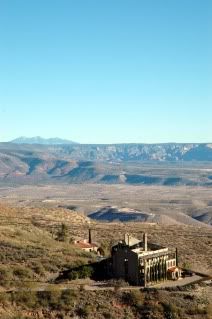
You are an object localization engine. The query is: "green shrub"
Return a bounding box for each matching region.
[68,265,93,280]
[182,262,191,269]
[79,266,93,279]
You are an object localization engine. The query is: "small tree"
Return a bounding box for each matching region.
[182,262,191,269]
[79,266,93,279]
[56,223,68,242]
[68,270,78,280]
[100,239,116,256]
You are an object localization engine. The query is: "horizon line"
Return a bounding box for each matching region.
[1,138,212,146]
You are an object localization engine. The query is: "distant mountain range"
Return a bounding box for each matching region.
[10,136,78,145]
[5,139,212,161]
[0,142,212,187]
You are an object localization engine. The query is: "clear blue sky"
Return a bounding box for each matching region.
[0,0,211,144]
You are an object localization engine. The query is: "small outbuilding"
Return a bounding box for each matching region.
[74,240,98,253]
[74,229,99,253]
[167,266,181,280]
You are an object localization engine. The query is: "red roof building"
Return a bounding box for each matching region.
[74,240,98,252]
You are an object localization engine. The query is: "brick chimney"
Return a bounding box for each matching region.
[175,247,178,267]
[88,228,92,244]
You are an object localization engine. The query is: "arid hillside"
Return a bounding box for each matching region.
[0,202,211,276]
[0,202,211,318]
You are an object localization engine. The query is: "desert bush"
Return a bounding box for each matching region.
[0,266,12,287]
[67,270,78,280]
[75,305,90,318]
[162,302,178,319]
[68,265,93,280]
[108,278,129,288]
[13,266,33,279]
[0,292,8,304]
[69,236,75,244]
[59,289,77,310]
[99,239,116,257]
[11,291,37,308]
[182,262,191,269]
[110,279,129,293]
[122,290,144,307]
[36,290,56,308]
[80,265,93,278]
[187,305,207,315]
[31,261,45,276]
[35,289,76,310]
[80,284,86,291]
[41,260,59,272]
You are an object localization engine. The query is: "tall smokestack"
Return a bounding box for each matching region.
[175,248,178,267]
[89,229,92,244]
[143,233,147,251]
[124,233,130,246]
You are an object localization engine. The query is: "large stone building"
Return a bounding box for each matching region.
[112,233,181,286]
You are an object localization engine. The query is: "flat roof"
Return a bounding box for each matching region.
[132,247,169,258]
